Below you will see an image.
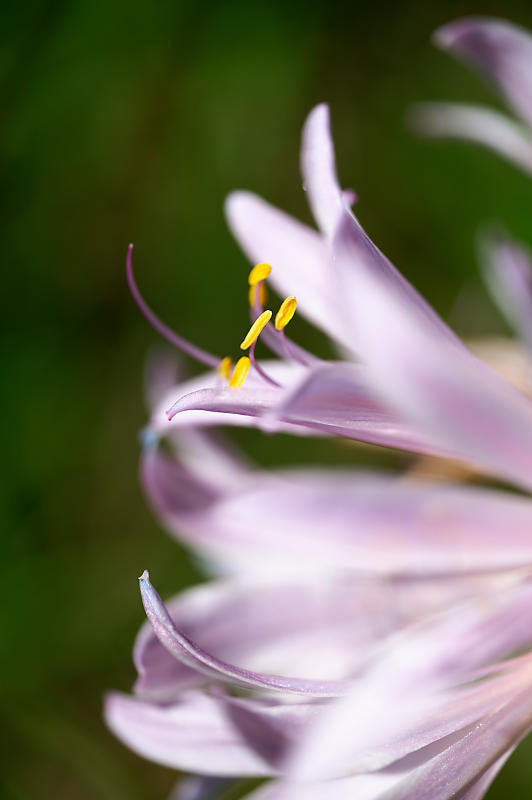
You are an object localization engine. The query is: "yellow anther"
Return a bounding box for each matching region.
[275,296,297,330]
[248,263,272,285]
[248,281,267,308]
[240,309,272,350]
[229,356,251,388]
[217,356,233,380]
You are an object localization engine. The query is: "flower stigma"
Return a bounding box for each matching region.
[229,356,251,388]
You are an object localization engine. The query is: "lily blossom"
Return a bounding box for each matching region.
[131,104,532,489]
[409,17,532,175]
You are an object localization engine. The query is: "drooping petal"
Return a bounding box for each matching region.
[300,104,344,237]
[435,17,532,126]
[133,570,525,704]
[409,102,532,175]
[104,690,276,776]
[139,571,350,697]
[142,441,532,577]
[480,231,532,353]
[155,361,466,459]
[335,209,532,490]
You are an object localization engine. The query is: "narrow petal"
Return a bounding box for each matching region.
[104,691,275,776]
[155,361,463,459]
[139,571,350,697]
[409,102,532,175]
[142,442,532,577]
[335,209,532,490]
[480,231,532,352]
[435,17,532,126]
[133,571,523,702]
[300,104,344,237]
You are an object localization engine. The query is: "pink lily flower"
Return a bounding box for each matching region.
[410,17,532,175]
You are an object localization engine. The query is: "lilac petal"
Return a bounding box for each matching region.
[288,582,532,780]
[335,209,532,490]
[435,17,532,126]
[480,231,532,352]
[142,442,532,577]
[104,691,275,776]
[275,363,465,457]
[225,191,351,349]
[459,753,512,800]
[300,104,344,237]
[139,571,350,697]
[409,102,532,175]
[381,685,532,800]
[157,361,463,458]
[133,571,518,702]
[217,692,319,769]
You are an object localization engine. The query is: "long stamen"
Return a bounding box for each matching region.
[249,341,281,387]
[126,244,220,369]
[248,268,313,366]
[239,308,281,387]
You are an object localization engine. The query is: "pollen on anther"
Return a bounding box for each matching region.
[217,356,233,380]
[248,263,272,285]
[229,356,251,388]
[240,310,272,350]
[275,296,297,330]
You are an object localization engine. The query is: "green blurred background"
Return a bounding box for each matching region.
[3,0,532,797]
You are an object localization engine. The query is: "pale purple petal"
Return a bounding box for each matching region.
[435,17,532,126]
[409,103,532,175]
[142,442,532,577]
[300,104,344,237]
[335,209,532,490]
[139,571,350,697]
[480,231,532,352]
[381,686,532,800]
[104,691,275,776]
[133,571,522,703]
[157,361,466,458]
[288,582,532,780]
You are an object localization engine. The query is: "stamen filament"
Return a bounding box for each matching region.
[126,245,220,369]
[249,340,281,387]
